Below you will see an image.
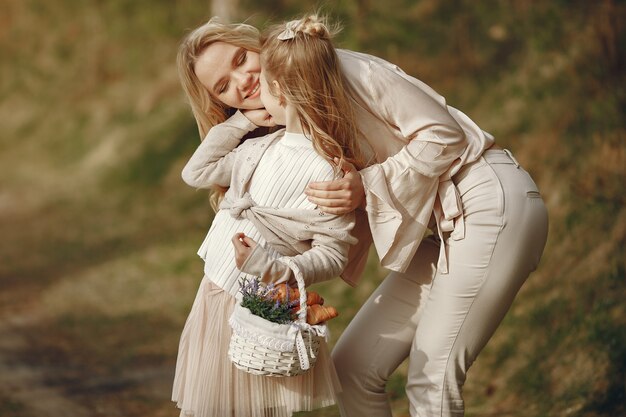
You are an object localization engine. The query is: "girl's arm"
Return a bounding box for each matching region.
[232,234,293,284]
[181,111,258,189]
[233,212,356,287]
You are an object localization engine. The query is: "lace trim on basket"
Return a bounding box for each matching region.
[229,316,327,353]
[229,316,295,352]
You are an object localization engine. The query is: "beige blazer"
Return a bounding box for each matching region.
[338,49,495,274]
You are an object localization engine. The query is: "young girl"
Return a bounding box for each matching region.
[172,16,365,417]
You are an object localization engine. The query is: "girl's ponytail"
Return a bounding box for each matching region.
[261,15,366,173]
[297,15,332,38]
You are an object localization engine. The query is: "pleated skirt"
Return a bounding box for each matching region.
[172,277,341,417]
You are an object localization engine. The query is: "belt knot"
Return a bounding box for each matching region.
[229,193,255,218]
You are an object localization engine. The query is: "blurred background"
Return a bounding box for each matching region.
[0,0,624,416]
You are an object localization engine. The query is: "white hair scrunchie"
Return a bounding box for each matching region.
[277,19,301,41]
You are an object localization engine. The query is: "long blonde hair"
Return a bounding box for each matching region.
[177,18,260,209]
[177,18,260,138]
[260,14,366,172]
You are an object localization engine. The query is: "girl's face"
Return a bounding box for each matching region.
[259,70,286,125]
[194,42,262,110]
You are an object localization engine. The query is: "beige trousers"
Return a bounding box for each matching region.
[333,149,549,417]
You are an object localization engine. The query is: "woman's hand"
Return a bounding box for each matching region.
[232,233,258,269]
[242,109,276,127]
[305,159,365,215]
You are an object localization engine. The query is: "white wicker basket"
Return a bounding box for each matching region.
[228,260,327,377]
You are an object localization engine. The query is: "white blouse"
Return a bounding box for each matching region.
[195,131,335,295]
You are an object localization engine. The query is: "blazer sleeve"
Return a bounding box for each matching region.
[181,111,257,189]
[357,59,467,272]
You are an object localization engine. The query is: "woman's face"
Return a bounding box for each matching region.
[194,42,262,110]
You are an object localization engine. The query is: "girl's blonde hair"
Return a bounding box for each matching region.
[260,14,366,172]
[177,18,260,209]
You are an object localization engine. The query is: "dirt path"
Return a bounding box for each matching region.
[0,313,92,417]
[0,311,175,417]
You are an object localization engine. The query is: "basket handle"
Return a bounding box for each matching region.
[281,258,308,325]
[282,259,313,370]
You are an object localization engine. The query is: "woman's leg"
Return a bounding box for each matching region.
[406,153,548,416]
[332,237,440,417]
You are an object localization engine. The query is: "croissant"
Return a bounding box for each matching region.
[306,304,338,325]
[273,284,324,306]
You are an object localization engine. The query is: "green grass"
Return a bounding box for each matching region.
[0,395,31,417]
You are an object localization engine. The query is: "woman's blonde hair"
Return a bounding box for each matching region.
[177,18,260,208]
[260,14,366,172]
[177,18,260,138]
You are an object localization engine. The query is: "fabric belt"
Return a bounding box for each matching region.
[433,177,464,274]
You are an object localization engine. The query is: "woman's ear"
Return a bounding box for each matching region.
[272,80,287,107]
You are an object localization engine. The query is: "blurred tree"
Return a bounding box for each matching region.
[212,0,239,22]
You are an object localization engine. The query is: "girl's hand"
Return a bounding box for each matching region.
[242,109,276,127]
[305,159,365,215]
[232,233,258,269]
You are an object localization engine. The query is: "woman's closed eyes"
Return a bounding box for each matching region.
[217,49,248,95]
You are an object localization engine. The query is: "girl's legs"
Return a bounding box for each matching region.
[333,151,548,417]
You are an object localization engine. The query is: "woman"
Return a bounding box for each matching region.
[177,16,548,417]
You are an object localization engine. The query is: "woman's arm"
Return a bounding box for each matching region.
[305,159,365,214]
[358,57,467,175]
[309,52,469,272]
[306,52,467,214]
[181,111,258,188]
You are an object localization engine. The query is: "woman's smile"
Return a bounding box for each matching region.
[194,42,263,110]
[245,81,260,99]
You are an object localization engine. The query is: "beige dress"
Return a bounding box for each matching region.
[172,130,345,417]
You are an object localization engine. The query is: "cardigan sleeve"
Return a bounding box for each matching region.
[284,211,355,285]
[238,244,294,285]
[181,111,257,189]
[239,212,356,287]
[358,59,467,272]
